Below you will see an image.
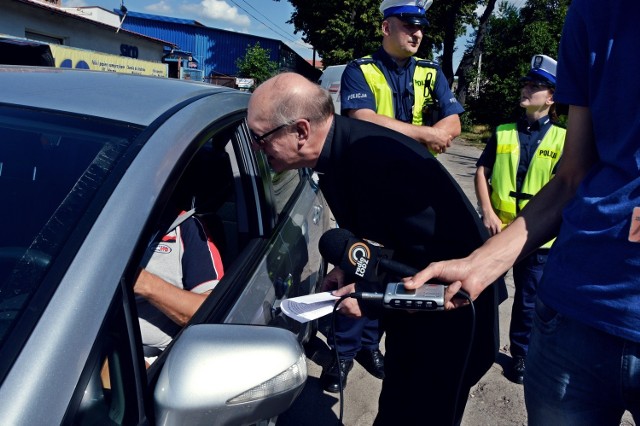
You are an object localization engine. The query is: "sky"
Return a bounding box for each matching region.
[62,0,317,60]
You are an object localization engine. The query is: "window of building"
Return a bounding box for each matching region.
[25,31,63,45]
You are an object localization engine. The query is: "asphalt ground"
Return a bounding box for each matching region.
[278,139,635,426]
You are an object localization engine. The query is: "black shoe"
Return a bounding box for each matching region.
[321,358,354,393]
[509,356,525,385]
[355,348,385,379]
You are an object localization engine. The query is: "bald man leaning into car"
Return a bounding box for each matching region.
[247,72,505,425]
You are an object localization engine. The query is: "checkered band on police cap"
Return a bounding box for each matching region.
[380,0,434,23]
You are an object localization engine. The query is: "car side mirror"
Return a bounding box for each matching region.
[154,324,307,425]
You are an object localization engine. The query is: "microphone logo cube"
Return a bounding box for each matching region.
[348,242,371,278]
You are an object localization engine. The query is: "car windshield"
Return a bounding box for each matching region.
[0,105,142,347]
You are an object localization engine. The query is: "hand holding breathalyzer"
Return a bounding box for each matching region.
[319,228,451,312]
[403,254,487,310]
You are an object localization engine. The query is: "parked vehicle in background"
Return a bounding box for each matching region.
[0,66,331,425]
[318,64,347,114]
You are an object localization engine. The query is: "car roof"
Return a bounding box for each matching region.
[0,65,241,126]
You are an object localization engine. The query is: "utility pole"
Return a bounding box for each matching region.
[475,53,482,98]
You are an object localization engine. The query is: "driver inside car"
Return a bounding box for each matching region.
[135,209,224,366]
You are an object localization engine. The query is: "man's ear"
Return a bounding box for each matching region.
[381,20,391,36]
[295,119,311,146]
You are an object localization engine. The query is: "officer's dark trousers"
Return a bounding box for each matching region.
[329,314,381,360]
[509,249,548,358]
[374,287,499,426]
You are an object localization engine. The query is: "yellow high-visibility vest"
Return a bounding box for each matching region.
[490,123,566,248]
[357,57,437,125]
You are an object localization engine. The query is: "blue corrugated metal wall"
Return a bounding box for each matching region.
[120,11,318,80]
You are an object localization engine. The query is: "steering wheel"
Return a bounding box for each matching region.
[0,247,52,270]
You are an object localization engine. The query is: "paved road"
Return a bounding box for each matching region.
[279,139,633,426]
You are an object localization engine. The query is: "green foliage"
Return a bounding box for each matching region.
[460,110,475,132]
[287,0,382,66]
[465,0,570,128]
[285,0,480,75]
[425,0,479,78]
[235,42,279,87]
[283,0,569,127]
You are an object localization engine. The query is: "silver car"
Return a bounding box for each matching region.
[0,66,330,425]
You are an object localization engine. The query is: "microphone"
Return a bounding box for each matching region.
[318,227,388,282]
[319,228,470,310]
[319,228,415,282]
[378,257,418,278]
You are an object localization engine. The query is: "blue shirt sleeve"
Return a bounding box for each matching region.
[433,68,465,119]
[476,132,497,168]
[340,61,376,113]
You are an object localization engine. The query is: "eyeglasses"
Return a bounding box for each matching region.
[520,81,553,90]
[249,118,309,146]
[249,122,292,146]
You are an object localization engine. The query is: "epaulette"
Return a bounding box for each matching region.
[353,57,374,66]
[415,59,439,69]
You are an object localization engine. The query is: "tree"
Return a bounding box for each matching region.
[454,0,499,107]
[285,0,479,77]
[235,42,278,88]
[282,0,568,125]
[287,0,382,66]
[423,0,479,84]
[464,0,570,127]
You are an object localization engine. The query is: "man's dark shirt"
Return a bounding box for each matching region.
[316,115,491,272]
[314,115,506,423]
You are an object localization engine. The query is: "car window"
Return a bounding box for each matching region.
[271,169,302,216]
[131,119,252,368]
[0,105,142,349]
[68,119,251,423]
[215,123,326,334]
[133,117,325,356]
[66,283,143,425]
[249,136,303,221]
[176,134,244,265]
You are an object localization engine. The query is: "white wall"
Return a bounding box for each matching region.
[61,7,122,28]
[1,1,166,62]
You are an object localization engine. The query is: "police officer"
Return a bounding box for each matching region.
[474,54,565,384]
[323,0,467,394]
[340,0,464,155]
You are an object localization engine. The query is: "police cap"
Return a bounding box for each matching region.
[520,54,557,88]
[380,0,433,27]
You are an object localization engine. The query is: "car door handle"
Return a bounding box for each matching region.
[312,204,323,225]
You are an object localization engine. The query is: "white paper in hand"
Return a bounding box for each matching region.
[280,292,340,323]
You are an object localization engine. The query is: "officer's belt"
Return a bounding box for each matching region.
[510,191,533,214]
[509,191,533,200]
